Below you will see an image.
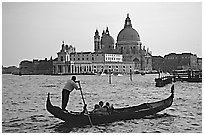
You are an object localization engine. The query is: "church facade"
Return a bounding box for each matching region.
[53,14,152,74]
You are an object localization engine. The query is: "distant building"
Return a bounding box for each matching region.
[20,60,34,74]
[2,66,19,74]
[163,53,199,72]
[18,14,202,75]
[53,43,75,74]
[53,43,133,74]
[152,56,164,71]
[53,14,152,74]
[19,58,53,75]
[94,14,152,71]
[197,57,202,70]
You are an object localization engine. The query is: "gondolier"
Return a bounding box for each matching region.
[62,76,81,112]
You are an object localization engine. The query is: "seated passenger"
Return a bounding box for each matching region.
[103,102,110,109]
[99,101,104,108]
[91,103,109,115]
[110,104,114,110]
[93,104,100,110]
[103,102,110,114]
[103,102,115,114]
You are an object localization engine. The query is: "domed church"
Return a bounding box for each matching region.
[53,14,152,74]
[94,13,152,71]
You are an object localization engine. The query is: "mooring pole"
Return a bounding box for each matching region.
[109,70,111,84]
[130,69,132,81]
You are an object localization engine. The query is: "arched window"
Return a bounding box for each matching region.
[121,47,123,53]
[133,46,136,54]
[61,56,63,61]
[126,47,130,54]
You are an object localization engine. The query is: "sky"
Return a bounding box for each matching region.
[2,2,202,67]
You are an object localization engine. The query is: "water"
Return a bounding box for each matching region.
[2,74,202,133]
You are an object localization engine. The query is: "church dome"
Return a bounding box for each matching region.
[101,27,114,45]
[117,14,140,43]
[101,34,114,45]
[117,27,140,42]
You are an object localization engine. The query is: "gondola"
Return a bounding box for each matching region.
[155,76,173,87]
[46,85,174,126]
[141,72,145,75]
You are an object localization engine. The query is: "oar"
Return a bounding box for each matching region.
[77,81,93,126]
[78,81,86,105]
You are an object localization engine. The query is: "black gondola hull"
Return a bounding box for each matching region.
[46,85,174,126]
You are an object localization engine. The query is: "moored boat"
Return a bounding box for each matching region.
[100,72,106,76]
[155,76,173,87]
[141,72,145,75]
[182,77,202,83]
[46,85,175,126]
[172,69,202,83]
[117,74,123,76]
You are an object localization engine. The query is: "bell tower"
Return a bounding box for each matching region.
[94,29,101,52]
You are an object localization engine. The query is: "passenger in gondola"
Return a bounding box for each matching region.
[110,104,114,110]
[91,103,109,115]
[103,102,110,109]
[92,104,100,111]
[103,102,111,114]
[99,101,104,108]
[91,104,100,114]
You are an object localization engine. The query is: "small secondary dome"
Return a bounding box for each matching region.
[101,27,114,45]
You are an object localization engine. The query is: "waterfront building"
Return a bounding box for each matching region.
[53,14,152,74]
[115,14,152,71]
[94,14,152,71]
[152,56,165,71]
[33,58,53,74]
[163,53,199,72]
[20,60,34,74]
[53,42,133,74]
[70,52,133,74]
[197,58,202,70]
[2,66,19,74]
[19,58,53,75]
[52,42,76,74]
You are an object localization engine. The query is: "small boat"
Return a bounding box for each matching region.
[155,76,173,87]
[100,72,106,76]
[172,70,202,83]
[182,77,202,83]
[155,71,173,87]
[46,85,174,126]
[117,74,123,76]
[141,72,145,75]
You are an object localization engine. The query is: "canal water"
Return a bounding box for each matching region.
[2,74,202,133]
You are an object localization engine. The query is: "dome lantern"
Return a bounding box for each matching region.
[124,13,132,28]
[106,27,110,35]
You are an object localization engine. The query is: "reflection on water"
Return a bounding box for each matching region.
[2,74,202,133]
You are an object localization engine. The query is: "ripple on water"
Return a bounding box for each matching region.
[2,74,202,133]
